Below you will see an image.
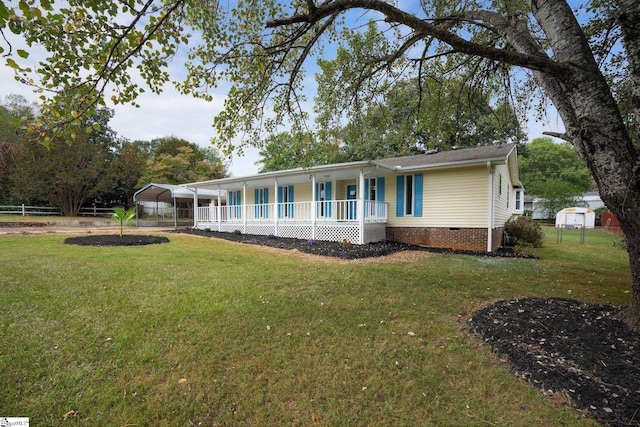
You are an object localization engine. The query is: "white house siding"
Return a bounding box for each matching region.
[386,166,490,228]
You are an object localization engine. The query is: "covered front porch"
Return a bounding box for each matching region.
[187,161,390,244]
[195,199,388,244]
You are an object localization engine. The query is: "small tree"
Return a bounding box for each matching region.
[112,207,136,238]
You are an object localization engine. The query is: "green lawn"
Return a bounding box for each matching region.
[0,227,630,426]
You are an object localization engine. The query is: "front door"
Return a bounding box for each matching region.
[347,184,357,220]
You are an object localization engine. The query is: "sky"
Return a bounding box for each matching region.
[0,2,566,178]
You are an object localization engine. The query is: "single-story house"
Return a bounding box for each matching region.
[183,144,523,252]
[524,191,604,219]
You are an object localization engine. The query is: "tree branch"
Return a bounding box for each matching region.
[266,0,569,76]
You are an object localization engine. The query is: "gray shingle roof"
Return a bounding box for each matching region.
[374,144,516,170]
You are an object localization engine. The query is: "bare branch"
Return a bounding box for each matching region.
[543,131,571,141]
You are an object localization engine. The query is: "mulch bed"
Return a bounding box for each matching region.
[64,235,169,246]
[179,229,523,260]
[469,298,640,427]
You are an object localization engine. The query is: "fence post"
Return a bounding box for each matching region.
[22,204,25,216]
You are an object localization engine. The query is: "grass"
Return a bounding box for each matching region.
[0,226,630,426]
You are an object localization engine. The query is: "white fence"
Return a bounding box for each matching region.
[1,205,121,217]
[0,205,62,216]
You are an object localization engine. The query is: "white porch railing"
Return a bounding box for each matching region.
[197,200,387,224]
[195,200,388,244]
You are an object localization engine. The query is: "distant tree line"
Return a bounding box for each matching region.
[0,95,227,216]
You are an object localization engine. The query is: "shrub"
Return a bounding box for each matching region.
[233,229,242,236]
[504,216,544,248]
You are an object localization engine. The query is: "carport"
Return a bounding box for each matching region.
[133,183,225,228]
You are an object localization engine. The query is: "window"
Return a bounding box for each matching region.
[396,174,422,217]
[365,177,385,218]
[368,178,376,201]
[315,182,332,218]
[282,186,290,217]
[254,188,269,218]
[229,190,242,219]
[405,175,414,215]
[515,190,523,211]
[278,185,294,218]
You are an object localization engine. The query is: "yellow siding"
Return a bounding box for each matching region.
[493,164,513,227]
[387,166,490,228]
[293,182,312,202]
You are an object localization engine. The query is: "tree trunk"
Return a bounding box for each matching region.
[531,0,640,330]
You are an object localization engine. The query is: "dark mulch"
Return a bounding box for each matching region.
[64,235,170,246]
[179,229,525,260]
[469,298,640,427]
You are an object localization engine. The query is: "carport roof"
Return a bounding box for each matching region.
[134,183,224,203]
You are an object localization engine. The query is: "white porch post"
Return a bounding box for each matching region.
[358,168,365,244]
[274,178,279,237]
[311,174,317,240]
[217,185,222,232]
[242,182,247,234]
[173,197,177,230]
[487,161,494,252]
[193,187,198,229]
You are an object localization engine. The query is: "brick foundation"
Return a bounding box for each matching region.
[386,227,504,252]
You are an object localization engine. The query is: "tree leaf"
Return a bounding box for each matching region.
[6,58,20,69]
[17,49,29,59]
[0,2,8,20]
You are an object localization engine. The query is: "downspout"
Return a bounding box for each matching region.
[487,161,494,252]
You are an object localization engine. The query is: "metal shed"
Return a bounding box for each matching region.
[555,207,595,229]
[133,183,225,228]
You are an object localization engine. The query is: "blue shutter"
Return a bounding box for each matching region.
[377,177,385,201]
[288,185,294,217]
[414,174,423,217]
[364,179,370,218]
[236,191,242,219]
[264,188,269,218]
[377,177,385,217]
[396,176,405,217]
[277,187,283,218]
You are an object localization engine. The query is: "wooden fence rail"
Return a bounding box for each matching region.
[0,205,115,217]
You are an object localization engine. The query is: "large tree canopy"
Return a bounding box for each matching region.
[2,1,640,329]
[519,137,594,218]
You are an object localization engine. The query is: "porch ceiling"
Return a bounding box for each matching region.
[134,183,224,203]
